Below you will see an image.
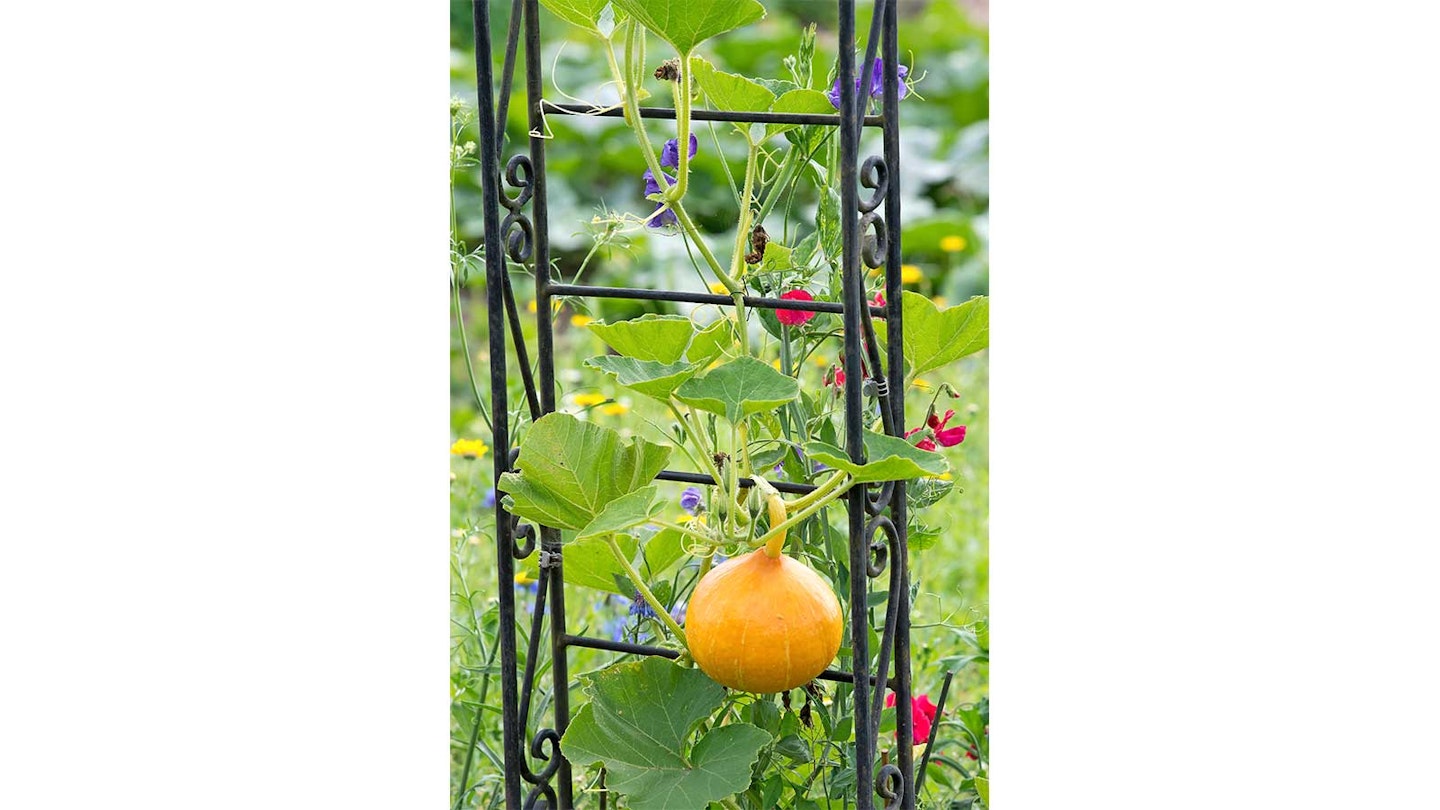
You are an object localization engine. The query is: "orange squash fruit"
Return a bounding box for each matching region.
[686,515,844,693]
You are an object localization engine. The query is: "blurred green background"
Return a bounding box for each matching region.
[451,1,988,805]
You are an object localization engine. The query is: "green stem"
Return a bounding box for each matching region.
[605,534,687,647]
[649,519,714,548]
[451,278,492,432]
[672,54,693,198]
[756,474,852,549]
[786,469,848,512]
[755,146,801,225]
[670,401,724,488]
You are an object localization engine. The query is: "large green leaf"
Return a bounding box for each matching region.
[767,89,836,138]
[585,355,703,401]
[975,775,990,806]
[674,356,800,423]
[690,56,775,114]
[498,413,671,531]
[804,431,948,483]
[575,485,664,541]
[643,526,688,576]
[564,532,639,595]
[898,292,988,377]
[539,0,620,35]
[588,314,696,363]
[612,0,766,55]
[685,318,733,365]
[562,658,771,810]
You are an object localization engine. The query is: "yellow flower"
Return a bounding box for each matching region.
[933,296,948,308]
[901,264,922,284]
[938,472,953,481]
[678,513,706,525]
[708,282,729,295]
[514,569,538,586]
[573,393,606,407]
[526,300,538,313]
[771,359,783,370]
[940,235,966,252]
[570,313,594,328]
[913,378,932,391]
[450,438,489,458]
[601,402,631,416]
[811,355,829,368]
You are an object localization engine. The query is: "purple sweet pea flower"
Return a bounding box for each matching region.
[641,168,679,229]
[826,59,910,109]
[661,133,698,169]
[679,486,703,514]
[648,204,678,229]
[642,167,675,197]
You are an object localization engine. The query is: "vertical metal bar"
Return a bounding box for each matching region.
[522,0,571,805]
[471,2,522,808]
[838,1,874,808]
[851,0,889,144]
[880,0,914,807]
[495,0,524,156]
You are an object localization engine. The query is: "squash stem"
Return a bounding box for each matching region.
[763,492,788,558]
[605,534,688,648]
[754,475,852,552]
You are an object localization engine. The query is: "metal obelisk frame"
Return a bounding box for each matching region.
[471,1,939,807]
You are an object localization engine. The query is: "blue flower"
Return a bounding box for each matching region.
[661,133,698,169]
[628,591,658,621]
[641,168,679,229]
[648,205,678,229]
[670,602,687,625]
[826,59,909,109]
[482,488,496,508]
[639,135,696,230]
[679,486,703,514]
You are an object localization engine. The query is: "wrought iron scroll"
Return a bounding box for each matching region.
[472,0,918,807]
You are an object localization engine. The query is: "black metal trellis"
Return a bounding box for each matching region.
[470,1,941,807]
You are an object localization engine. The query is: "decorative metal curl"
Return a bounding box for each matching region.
[866,480,895,516]
[875,762,905,810]
[501,211,534,262]
[860,211,887,269]
[522,728,563,783]
[501,154,535,211]
[510,517,537,559]
[499,154,535,262]
[858,155,888,214]
[504,447,537,559]
[865,514,899,578]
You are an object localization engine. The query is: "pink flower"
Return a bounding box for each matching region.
[886,692,939,744]
[870,291,886,308]
[776,289,816,325]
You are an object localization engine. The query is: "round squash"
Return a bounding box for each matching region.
[686,548,844,693]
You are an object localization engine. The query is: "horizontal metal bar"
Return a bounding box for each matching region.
[560,634,897,689]
[548,283,887,318]
[542,100,884,128]
[656,469,818,496]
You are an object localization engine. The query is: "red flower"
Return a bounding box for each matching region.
[776,289,816,325]
[907,409,966,451]
[870,291,886,308]
[929,409,967,447]
[886,692,939,744]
